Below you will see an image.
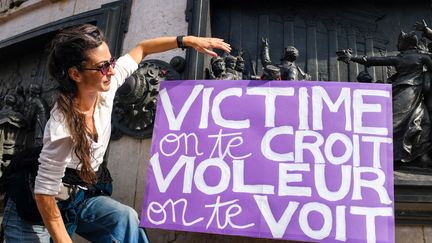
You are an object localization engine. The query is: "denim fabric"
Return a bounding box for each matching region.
[1,196,149,243]
[1,199,50,243]
[75,196,149,243]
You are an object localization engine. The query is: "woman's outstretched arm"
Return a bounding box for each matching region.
[128,36,231,64]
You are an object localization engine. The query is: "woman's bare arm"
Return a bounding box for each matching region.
[127,36,231,64]
[35,194,72,243]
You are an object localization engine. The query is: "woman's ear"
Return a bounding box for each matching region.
[68,67,82,83]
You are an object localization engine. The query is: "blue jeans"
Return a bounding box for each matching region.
[75,195,149,243]
[2,199,50,243]
[2,196,149,243]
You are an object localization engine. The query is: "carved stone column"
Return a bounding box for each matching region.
[346,27,359,82]
[326,19,340,81]
[365,32,376,80]
[186,0,211,80]
[257,14,269,72]
[283,16,295,47]
[229,8,242,53]
[306,18,318,80]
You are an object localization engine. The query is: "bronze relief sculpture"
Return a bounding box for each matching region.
[261,38,311,81]
[337,31,432,168]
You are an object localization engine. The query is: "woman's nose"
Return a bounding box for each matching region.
[107,65,116,76]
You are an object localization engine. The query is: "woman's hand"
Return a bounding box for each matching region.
[129,36,232,64]
[184,36,231,57]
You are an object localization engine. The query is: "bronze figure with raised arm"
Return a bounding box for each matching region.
[337,31,432,166]
[261,38,310,81]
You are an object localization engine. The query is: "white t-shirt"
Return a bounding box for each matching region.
[34,54,138,195]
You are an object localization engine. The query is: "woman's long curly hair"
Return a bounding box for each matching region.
[47,24,106,184]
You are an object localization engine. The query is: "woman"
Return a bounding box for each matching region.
[337,31,432,165]
[3,24,231,243]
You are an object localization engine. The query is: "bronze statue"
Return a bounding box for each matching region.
[23,84,49,147]
[0,94,27,177]
[337,31,432,166]
[112,58,183,140]
[355,70,384,83]
[235,53,246,79]
[261,38,311,81]
[414,19,432,149]
[224,54,242,80]
[261,65,281,80]
[415,19,432,41]
[356,70,373,83]
[13,85,25,113]
[209,56,237,80]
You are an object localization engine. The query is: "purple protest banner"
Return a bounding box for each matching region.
[140,80,394,243]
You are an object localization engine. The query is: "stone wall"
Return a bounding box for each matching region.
[0,0,117,39]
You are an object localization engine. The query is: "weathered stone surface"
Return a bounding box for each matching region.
[0,0,74,38]
[121,0,187,62]
[146,229,311,243]
[108,136,149,208]
[0,0,11,13]
[425,226,432,243]
[396,225,424,243]
[134,139,152,213]
[74,234,90,243]
[395,171,432,186]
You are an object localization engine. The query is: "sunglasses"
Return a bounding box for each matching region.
[81,57,116,75]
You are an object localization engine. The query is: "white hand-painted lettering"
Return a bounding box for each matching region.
[152,84,394,243]
[205,196,255,229]
[160,132,203,157]
[147,198,204,226]
[208,129,251,160]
